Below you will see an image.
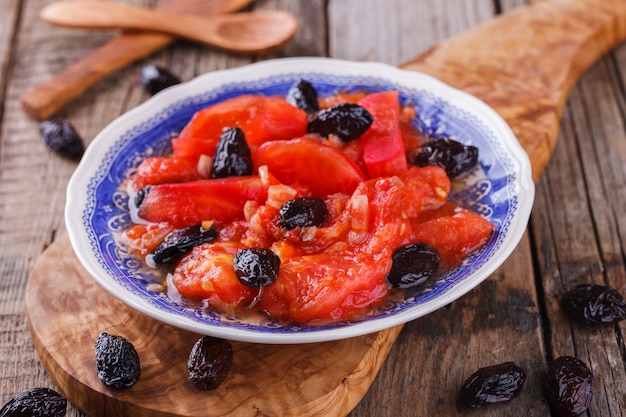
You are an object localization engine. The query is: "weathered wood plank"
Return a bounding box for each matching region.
[0,0,20,112]
[0,0,74,408]
[499,0,625,415]
[532,54,626,416]
[328,0,495,66]
[260,0,327,58]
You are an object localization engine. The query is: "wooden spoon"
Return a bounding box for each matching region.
[21,0,254,121]
[40,1,298,55]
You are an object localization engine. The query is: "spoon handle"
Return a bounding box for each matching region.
[22,0,253,120]
[40,1,297,54]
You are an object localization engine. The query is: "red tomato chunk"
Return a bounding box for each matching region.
[171,95,308,160]
[124,88,494,325]
[137,176,269,228]
[254,137,367,197]
[358,91,408,178]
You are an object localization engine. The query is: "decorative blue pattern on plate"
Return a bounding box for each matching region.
[66,58,534,343]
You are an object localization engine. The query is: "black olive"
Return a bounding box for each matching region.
[133,186,150,208]
[543,356,593,417]
[459,362,527,408]
[412,138,478,179]
[0,387,67,417]
[187,336,233,391]
[94,332,140,388]
[139,64,181,95]
[152,223,218,264]
[279,197,328,230]
[211,127,253,179]
[39,118,84,160]
[386,243,440,289]
[286,79,319,113]
[233,248,280,289]
[307,103,373,142]
[560,283,626,324]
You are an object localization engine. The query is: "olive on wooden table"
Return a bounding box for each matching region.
[560,283,626,324]
[459,362,527,408]
[94,332,141,388]
[0,387,67,417]
[187,336,233,390]
[39,118,84,160]
[139,64,181,95]
[543,356,593,417]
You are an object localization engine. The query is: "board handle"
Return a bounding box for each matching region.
[20,0,253,121]
[401,0,626,182]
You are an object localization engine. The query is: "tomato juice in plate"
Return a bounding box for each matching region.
[120,83,494,326]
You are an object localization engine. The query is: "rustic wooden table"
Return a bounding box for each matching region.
[1,0,626,416]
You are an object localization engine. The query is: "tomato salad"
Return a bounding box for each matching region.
[122,80,494,325]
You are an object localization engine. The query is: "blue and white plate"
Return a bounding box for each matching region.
[65,57,534,344]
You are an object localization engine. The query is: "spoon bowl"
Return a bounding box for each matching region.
[40,1,298,54]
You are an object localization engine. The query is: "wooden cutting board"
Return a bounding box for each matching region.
[27,234,400,417]
[25,0,626,416]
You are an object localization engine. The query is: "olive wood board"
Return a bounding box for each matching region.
[25,0,626,416]
[26,234,400,417]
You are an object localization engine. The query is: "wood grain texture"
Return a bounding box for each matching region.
[400,0,626,182]
[0,0,19,104]
[531,57,626,415]
[0,0,90,407]
[20,0,254,120]
[26,234,402,417]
